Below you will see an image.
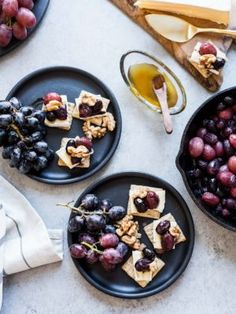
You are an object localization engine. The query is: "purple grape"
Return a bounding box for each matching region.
[102,248,122,264]
[188,137,204,158]
[202,192,220,206]
[55,107,67,120]
[85,250,99,264]
[68,216,84,233]
[70,244,87,259]
[161,232,175,251]
[204,133,218,145]
[116,242,128,258]
[135,258,151,271]
[99,233,119,249]
[156,220,170,235]
[78,233,96,245]
[79,103,92,117]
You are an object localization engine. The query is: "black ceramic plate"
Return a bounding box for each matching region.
[68,172,195,299]
[6,66,122,184]
[0,0,50,57]
[176,86,236,232]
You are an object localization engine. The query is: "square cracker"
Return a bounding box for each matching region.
[127,184,165,219]
[122,255,165,288]
[43,95,75,130]
[73,90,110,120]
[56,137,91,169]
[144,213,186,254]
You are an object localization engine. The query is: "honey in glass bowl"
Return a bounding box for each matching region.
[128,63,178,109]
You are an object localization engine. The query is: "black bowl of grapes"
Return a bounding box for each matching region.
[176,87,236,232]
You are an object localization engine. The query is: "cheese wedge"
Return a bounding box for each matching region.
[127,184,165,219]
[135,0,231,26]
[73,90,110,120]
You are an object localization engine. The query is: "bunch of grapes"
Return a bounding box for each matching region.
[68,194,129,271]
[0,0,36,47]
[0,98,54,174]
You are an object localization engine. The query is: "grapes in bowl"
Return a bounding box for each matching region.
[0,0,37,47]
[176,87,236,232]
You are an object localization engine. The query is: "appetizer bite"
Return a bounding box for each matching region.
[127,184,165,219]
[144,213,186,254]
[56,136,93,169]
[190,41,227,78]
[42,92,75,130]
[122,248,165,288]
[73,90,110,120]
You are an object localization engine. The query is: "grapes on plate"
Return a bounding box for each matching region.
[0,0,37,47]
[70,244,87,259]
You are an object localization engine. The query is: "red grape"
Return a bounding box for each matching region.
[228,156,236,174]
[99,233,119,249]
[217,171,236,187]
[229,134,236,149]
[214,141,224,157]
[12,22,27,40]
[199,42,217,56]
[218,108,233,120]
[0,24,12,47]
[70,244,87,259]
[202,144,216,161]
[75,137,93,150]
[219,164,229,174]
[230,187,236,198]
[43,92,61,104]
[18,0,34,10]
[2,0,18,17]
[145,191,159,209]
[202,192,220,206]
[102,248,122,264]
[188,137,204,158]
[16,7,36,28]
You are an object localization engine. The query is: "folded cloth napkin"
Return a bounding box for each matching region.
[0,175,63,309]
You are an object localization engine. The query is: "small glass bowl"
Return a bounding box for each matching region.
[120,50,187,115]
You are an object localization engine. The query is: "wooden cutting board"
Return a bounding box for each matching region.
[110,0,235,92]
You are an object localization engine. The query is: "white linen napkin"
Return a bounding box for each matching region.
[0,175,63,309]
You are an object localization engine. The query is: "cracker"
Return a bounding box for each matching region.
[122,255,165,288]
[127,184,165,219]
[144,213,186,253]
[73,90,110,120]
[56,137,92,169]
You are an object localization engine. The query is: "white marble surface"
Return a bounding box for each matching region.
[1,1,236,313]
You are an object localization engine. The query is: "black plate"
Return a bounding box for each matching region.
[176,86,236,232]
[6,66,122,184]
[68,172,195,299]
[0,0,50,57]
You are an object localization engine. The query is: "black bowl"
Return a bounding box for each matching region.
[176,86,236,232]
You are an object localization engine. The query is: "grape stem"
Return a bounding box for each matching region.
[81,241,103,254]
[56,202,108,216]
[10,124,25,141]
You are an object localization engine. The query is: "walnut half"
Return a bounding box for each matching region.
[82,113,116,139]
[116,215,141,250]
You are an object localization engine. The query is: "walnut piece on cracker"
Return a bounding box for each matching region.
[82,112,116,139]
[116,215,141,250]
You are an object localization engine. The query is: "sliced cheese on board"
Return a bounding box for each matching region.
[135,0,231,26]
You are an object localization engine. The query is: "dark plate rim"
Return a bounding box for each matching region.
[176,86,236,232]
[0,0,50,57]
[67,171,195,299]
[6,66,122,185]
